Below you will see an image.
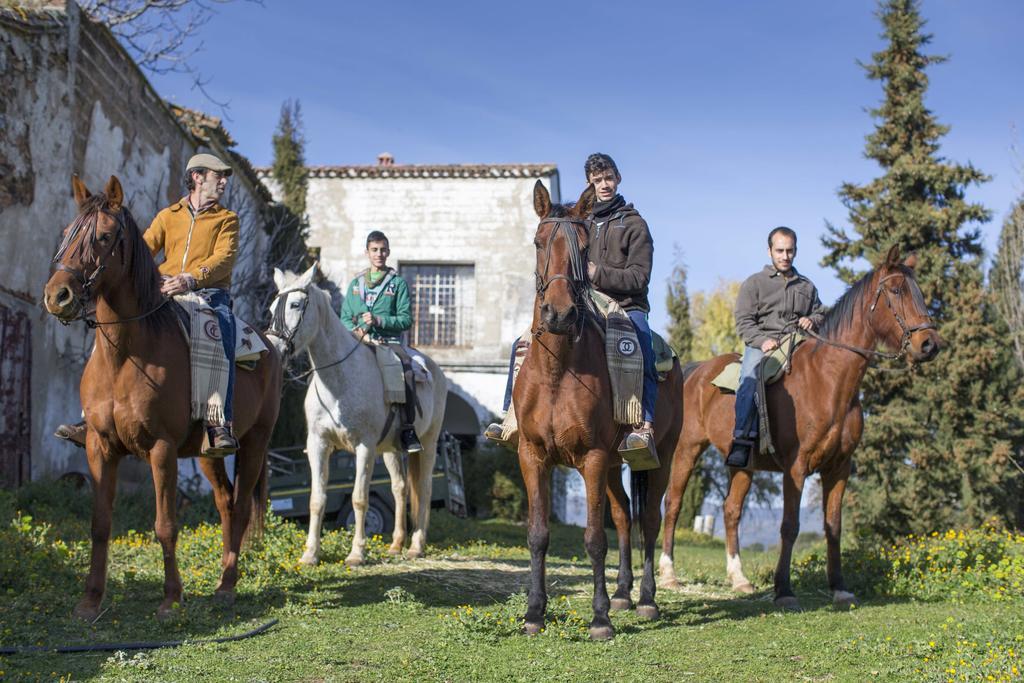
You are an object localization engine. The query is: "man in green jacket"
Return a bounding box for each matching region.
[341,230,422,453]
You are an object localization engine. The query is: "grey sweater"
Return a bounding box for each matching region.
[735,265,825,348]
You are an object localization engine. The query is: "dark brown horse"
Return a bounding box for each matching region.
[658,246,939,609]
[515,181,684,640]
[43,175,282,619]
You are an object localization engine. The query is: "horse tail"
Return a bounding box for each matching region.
[630,469,649,551]
[237,446,269,546]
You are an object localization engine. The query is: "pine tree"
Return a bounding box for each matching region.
[272,100,308,219]
[821,0,1023,537]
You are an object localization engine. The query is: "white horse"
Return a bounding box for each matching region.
[268,264,448,566]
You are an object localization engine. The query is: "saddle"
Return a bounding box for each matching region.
[711,333,806,457]
[366,342,430,404]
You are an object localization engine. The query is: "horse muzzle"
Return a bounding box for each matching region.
[43,280,82,322]
[908,328,941,363]
[540,302,578,335]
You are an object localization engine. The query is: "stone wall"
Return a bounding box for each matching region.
[0,2,271,482]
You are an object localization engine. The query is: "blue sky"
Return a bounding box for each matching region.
[150,0,1023,336]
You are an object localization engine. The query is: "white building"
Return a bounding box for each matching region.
[260,156,561,438]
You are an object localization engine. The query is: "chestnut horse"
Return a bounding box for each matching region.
[43,176,282,619]
[516,181,684,640]
[658,246,939,609]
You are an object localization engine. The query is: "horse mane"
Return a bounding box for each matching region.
[815,269,875,341]
[71,193,175,332]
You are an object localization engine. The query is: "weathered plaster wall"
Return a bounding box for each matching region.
[0,3,271,481]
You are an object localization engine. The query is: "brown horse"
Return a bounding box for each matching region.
[515,181,684,640]
[42,175,282,619]
[658,246,939,610]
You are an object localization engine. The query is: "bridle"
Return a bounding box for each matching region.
[267,284,361,380]
[806,271,935,361]
[534,217,595,341]
[51,207,168,328]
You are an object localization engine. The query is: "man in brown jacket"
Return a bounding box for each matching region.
[725,226,825,468]
[56,153,241,455]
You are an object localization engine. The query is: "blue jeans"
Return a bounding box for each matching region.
[733,346,764,440]
[501,312,658,423]
[628,310,658,424]
[197,288,235,423]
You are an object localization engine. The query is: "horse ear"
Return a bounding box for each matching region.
[573,184,596,219]
[533,179,551,218]
[884,244,901,267]
[104,176,124,212]
[903,252,918,270]
[273,267,286,291]
[72,175,91,207]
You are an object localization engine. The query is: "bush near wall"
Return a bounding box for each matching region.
[460,442,526,523]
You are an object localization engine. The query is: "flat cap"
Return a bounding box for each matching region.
[186,153,232,175]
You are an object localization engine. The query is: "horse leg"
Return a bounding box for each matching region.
[217,427,270,601]
[659,441,704,589]
[606,469,633,611]
[381,451,407,555]
[519,448,550,635]
[197,456,236,598]
[582,452,614,641]
[406,437,438,559]
[150,442,183,619]
[301,432,332,566]
[637,464,670,620]
[346,442,376,566]
[822,461,857,609]
[774,469,806,610]
[73,441,118,621]
[723,467,755,594]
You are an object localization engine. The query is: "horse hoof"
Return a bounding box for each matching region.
[774,595,802,612]
[299,553,319,567]
[72,602,101,622]
[610,597,633,612]
[659,573,681,590]
[213,590,235,606]
[523,620,543,636]
[156,602,181,621]
[387,545,403,556]
[732,582,756,595]
[407,548,423,560]
[588,624,615,641]
[833,591,858,610]
[636,604,660,621]
[345,555,364,567]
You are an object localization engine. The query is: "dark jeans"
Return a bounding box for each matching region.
[500,310,658,424]
[198,287,235,423]
[733,345,764,440]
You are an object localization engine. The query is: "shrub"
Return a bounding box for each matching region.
[460,441,526,522]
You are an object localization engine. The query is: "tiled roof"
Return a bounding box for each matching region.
[256,164,558,180]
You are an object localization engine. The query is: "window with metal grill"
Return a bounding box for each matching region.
[400,263,475,347]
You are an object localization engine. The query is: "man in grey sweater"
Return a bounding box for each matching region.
[725,227,825,468]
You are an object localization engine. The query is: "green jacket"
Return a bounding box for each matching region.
[340,267,412,343]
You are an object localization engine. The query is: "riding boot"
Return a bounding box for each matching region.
[725,438,755,469]
[54,420,87,449]
[400,361,422,454]
[203,425,239,458]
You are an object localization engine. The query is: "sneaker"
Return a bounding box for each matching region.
[483,421,516,448]
[203,426,239,458]
[619,428,660,471]
[725,439,754,469]
[401,428,423,454]
[54,421,87,449]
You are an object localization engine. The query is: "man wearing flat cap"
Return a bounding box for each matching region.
[56,153,242,455]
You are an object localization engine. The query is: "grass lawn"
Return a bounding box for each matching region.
[1,484,1021,682]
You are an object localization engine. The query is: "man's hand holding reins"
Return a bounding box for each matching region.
[160,273,196,297]
[797,316,815,331]
[760,339,779,353]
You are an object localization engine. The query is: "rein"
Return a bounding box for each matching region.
[806,273,935,361]
[266,284,362,381]
[52,207,170,328]
[533,217,595,342]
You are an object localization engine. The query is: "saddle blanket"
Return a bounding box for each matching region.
[173,293,268,424]
[372,344,430,405]
[590,291,643,425]
[710,334,805,392]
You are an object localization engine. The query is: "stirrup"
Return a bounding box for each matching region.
[725,438,755,469]
[54,420,87,449]
[203,427,239,458]
[483,421,516,449]
[619,428,660,471]
[401,428,423,454]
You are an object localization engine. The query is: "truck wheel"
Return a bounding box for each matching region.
[339,495,395,536]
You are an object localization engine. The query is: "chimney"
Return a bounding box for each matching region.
[377,152,395,167]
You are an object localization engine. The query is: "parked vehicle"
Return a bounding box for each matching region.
[267,431,466,536]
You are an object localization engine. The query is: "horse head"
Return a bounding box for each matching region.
[531,180,596,335]
[44,175,137,323]
[269,262,324,357]
[867,245,940,363]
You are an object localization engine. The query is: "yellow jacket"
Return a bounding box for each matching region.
[143,198,239,290]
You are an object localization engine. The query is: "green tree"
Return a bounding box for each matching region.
[991,196,1024,374]
[821,0,1023,537]
[690,281,744,361]
[665,249,694,362]
[267,99,312,448]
